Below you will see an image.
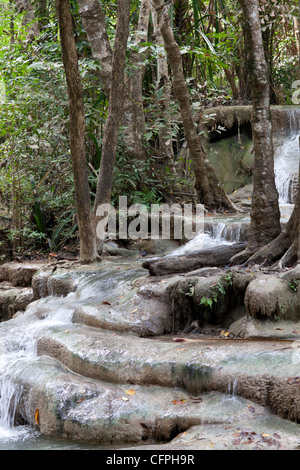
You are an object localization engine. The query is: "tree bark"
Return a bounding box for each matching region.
[78,0,148,163]
[14,0,39,41]
[93,0,131,252]
[77,0,112,97]
[121,0,150,162]
[245,183,299,267]
[151,0,236,212]
[236,0,281,256]
[55,0,98,264]
[151,3,175,163]
[142,243,247,276]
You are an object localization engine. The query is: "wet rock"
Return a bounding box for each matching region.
[0,262,47,287]
[0,286,34,321]
[32,267,53,299]
[229,315,300,341]
[245,275,300,321]
[73,274,181,337]
[13,356,206,443]
[125,395,300,450]
[0,288,20,321]
[12,289,34,315]
[33,322,300,423]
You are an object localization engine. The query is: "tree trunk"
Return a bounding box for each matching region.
[93,0,131,252]
[78,0,148,163]
[121,0,150,162]
[55,0,98,264]
[151,3,175,164]
[245,182,299,267]
[230,0,300,268]
[142,243,247,276]
[77,0,112,98]
[151,0,236,212]
[236,0,281,258]
[14,0,39,41]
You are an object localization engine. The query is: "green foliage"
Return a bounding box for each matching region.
[288,279,299,292]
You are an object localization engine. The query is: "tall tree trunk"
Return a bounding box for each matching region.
[236,0,281,258]
[151,3,175,164]
[78,0,147,163]
[151,0,236,212]
[93,0,131,253]
[55,0,98,264]
[122,0,150,162]
[77,0,112,97]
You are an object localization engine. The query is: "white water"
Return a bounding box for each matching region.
[274,134,299,204]
[0,265,146,448]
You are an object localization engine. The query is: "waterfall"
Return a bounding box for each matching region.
[274,109,300,204]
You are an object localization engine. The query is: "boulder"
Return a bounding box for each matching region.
[245,275,300,321]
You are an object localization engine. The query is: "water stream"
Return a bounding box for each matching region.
[0,266,145,449]
[171,108,300,256]
[0,109,299,449]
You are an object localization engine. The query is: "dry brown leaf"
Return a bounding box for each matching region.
[125,389,136,396]
[35,409,39,425]
[172,399,186,405]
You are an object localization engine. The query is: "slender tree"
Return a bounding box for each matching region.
[230,0,281,264]
[78,0,147,163]
[231,0,299,268]
[151,0,236,211]
[55,0,98,264]
[93,0,131,253]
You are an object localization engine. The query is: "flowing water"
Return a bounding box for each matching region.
[170,108,300,257]
[0,109,299,449]
[0,266,146,450]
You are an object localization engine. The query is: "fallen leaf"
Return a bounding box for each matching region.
[220,331,230,337]
[173,338,186,343]
[77,398,85,403]
[35,409,39,425]
[242,439,254,445]
[65,330,69,334]
[102,301,111,305]
[273,433,281,439]
[177,348,188,352]
[172,399,186,405]
[131,309,138,314]
[209,442,215,448]
[125,389,136,396]
[247,404,255,413]
[121,397,129,401]
[262,433,270,437]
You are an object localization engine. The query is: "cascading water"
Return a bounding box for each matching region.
[170,108,300,256]
[0,294,76,443]
[274,109,300,205]
[0,266,144,448]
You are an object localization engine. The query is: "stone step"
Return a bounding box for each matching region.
[6,354,300,448]
[36,324,300,422]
